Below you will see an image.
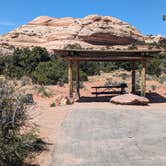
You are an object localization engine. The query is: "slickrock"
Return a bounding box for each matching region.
[0,15,144,55]
[144,35,166,44]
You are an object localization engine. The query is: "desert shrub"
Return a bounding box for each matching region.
[111,81,119,86]
[64,43,83,50]
[5,47,50,79]
[151,85,157,91]
[50,102,56,107]
[32,59,67,85]
[119,73,129,80]
[128,43,137,50]
[0,56,8,74]
[20,76,32,86]
[37,86,53,98]
[146,74,154,81]
[97,62,117,73]
[65,98,72,105]
[80,61,100,76]
[0,79,38,166]
[159,75,166,84]
[135,73,141,91]
[135,83,140,91]
[72,68,88,82]
[57,81,65,87]
[146,56,162,77]
[1,47,89,85]
[104,78,113,86]
[80,70,88,81]
[79,81,85,89]
[73,81,85,90]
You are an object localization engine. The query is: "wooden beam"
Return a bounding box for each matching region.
[76,61,80,98]
[64,57,151,62]
[68,61,73,98]
[141,60,146,96]
[131,62,136,94]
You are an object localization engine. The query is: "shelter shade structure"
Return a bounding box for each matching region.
[75,61,80,98]
[131,62,136,94]
[53,49,162,98]
[68,61,73,98]
[141,60,146,96]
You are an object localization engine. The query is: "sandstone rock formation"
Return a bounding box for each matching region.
[0,15,144,55]
[110,93,149,105]
[144,35,166,44]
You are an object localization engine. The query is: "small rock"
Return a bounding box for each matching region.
[61,96,73,105]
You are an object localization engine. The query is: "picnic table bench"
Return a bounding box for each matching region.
[91,83,127,97]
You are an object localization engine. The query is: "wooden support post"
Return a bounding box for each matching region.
[141,60,146,96]
[131,62,136,94]
[68,61,73,98]
[76,61,80,98]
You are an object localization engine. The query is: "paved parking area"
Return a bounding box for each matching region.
[51,103,166,166]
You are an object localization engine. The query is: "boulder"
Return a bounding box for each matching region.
[110,93,149,105]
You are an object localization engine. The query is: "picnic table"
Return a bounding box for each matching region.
[91,83,127,97]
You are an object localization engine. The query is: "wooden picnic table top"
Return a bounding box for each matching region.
[91,85,126,89]
[92,83,127,89]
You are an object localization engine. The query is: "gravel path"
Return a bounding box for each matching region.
[51,103,166,166]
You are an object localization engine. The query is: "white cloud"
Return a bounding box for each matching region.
[0,21,16,26]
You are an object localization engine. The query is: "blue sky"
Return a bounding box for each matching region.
[0,0,165,36]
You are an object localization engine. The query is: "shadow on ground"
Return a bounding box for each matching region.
[77,92,166,104]
[146,92,166,103]
[77,94,121,103]
[77,96,111,102]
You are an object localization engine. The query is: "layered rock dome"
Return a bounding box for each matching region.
[0,15,150,55]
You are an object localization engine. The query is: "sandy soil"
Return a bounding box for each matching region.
[28,95,72,166]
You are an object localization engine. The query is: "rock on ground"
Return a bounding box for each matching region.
[110,93,149,105]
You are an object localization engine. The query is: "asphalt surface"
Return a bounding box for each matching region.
[51,103,166,166]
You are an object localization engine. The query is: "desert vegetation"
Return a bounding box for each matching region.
[0,44,165,86]
[0,78,45,166]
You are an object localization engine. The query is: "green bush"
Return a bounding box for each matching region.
[0,79,38,166]
[119,73,129,80]
[151,85,157,91]
[37,86,53,98]
[32,60,67,85]
[0,47,88,85]
[128,43,137,50]
[64,43,82,50]
[80,61,100,76]
[50,102,56,107]
[104,78,113,86]
[159,75,166,84]
[146,56,162,77]
[4,47,50,79]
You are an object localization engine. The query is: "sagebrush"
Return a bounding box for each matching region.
[0,79,38,166]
